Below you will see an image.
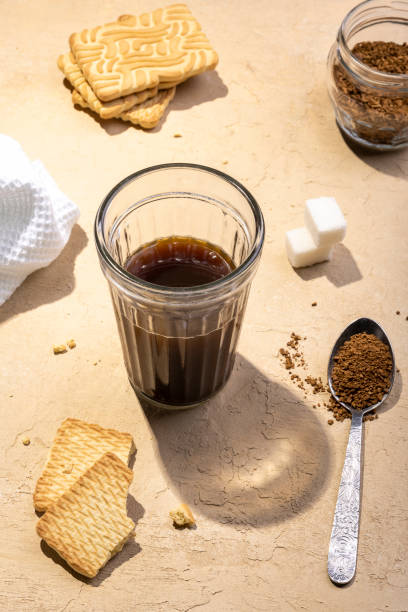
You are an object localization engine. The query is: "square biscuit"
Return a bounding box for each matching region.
[72,86,176,129]
[37,452,135,578]
[58,52,159,119]
[69,4,218,101]
[33,418,135,512]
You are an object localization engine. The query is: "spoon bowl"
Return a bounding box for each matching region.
[327,317,396,417]
[327,318,395,586]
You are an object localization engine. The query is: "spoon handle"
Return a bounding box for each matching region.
[328,411,363,585]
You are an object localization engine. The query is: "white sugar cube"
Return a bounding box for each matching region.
[305,197,346,247]
[285,227,332,268]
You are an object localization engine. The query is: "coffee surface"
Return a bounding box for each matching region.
[125,235,235,287]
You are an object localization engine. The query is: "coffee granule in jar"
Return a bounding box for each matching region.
[332,41,408,147]
[331,332,393,410]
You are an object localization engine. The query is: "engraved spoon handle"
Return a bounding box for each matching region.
[328,411,363,585]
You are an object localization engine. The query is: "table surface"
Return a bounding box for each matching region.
[1,1,407,611]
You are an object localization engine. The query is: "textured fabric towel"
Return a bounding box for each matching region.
[0,135,79,305]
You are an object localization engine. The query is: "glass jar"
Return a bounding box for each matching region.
[95,164,264,410]
[327,0,408,151]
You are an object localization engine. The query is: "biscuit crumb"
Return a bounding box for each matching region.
[67,339,76,349]
[170,503,195,527]
[222,160,229,165]
[22,437,31,446]
[53,344,67,354]
[173,133,182,138]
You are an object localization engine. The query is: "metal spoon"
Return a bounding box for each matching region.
[327,317,395,586]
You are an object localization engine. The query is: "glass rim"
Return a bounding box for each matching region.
[94,163,265,297]
[338,0,408,85]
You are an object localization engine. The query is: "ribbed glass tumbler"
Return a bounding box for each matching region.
[95,163,264,409]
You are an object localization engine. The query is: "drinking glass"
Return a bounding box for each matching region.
[95,163,264,409]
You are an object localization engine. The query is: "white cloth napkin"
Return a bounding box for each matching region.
[0,135,80,305]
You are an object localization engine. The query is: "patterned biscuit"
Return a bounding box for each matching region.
[72,86,176,129]
[69,4,218,101]
[33,418,135,512]
[37,452,135,578]
[58,52,159,119]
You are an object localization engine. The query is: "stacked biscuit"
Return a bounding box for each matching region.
[34,418,136,578]
[58,4,218,129]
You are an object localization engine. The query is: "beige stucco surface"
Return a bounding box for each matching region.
[1,1,407,610]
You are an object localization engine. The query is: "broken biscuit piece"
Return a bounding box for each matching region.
[37,452,135,578]
[53,344,67,354]
[66,339,76,349]
[170,503,195,527]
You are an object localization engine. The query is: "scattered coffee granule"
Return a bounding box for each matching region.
[53,344,67,354]
[331,332,393,410]
[333,41,408,146]
[279,348,295,370]
[22,437,30,446]
[305,375,326,394]
[290,373,305,391]
[396,310,400,315]
[311,302,317,307]
[279,333,307,371]
[328,419,334,426]
[287,333,302,350]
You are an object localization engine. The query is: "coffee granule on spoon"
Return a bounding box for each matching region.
[331,332,393,410]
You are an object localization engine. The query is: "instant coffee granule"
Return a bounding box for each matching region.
[333,41,408,146]
[278,331,385,423]
[331,332,393,410]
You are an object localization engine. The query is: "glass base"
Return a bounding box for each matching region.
[129,380,207,411]
[337,121,408,153]
[129,376,231,411]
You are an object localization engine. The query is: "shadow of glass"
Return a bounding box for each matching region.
[294,243,362,287]
[143,354,332,527]
[0,224,88,325]
[39,495,144,584]
[338,124,408,181]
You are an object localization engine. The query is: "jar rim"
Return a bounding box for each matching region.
[338,0,408,86]
[94,163,265,298]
